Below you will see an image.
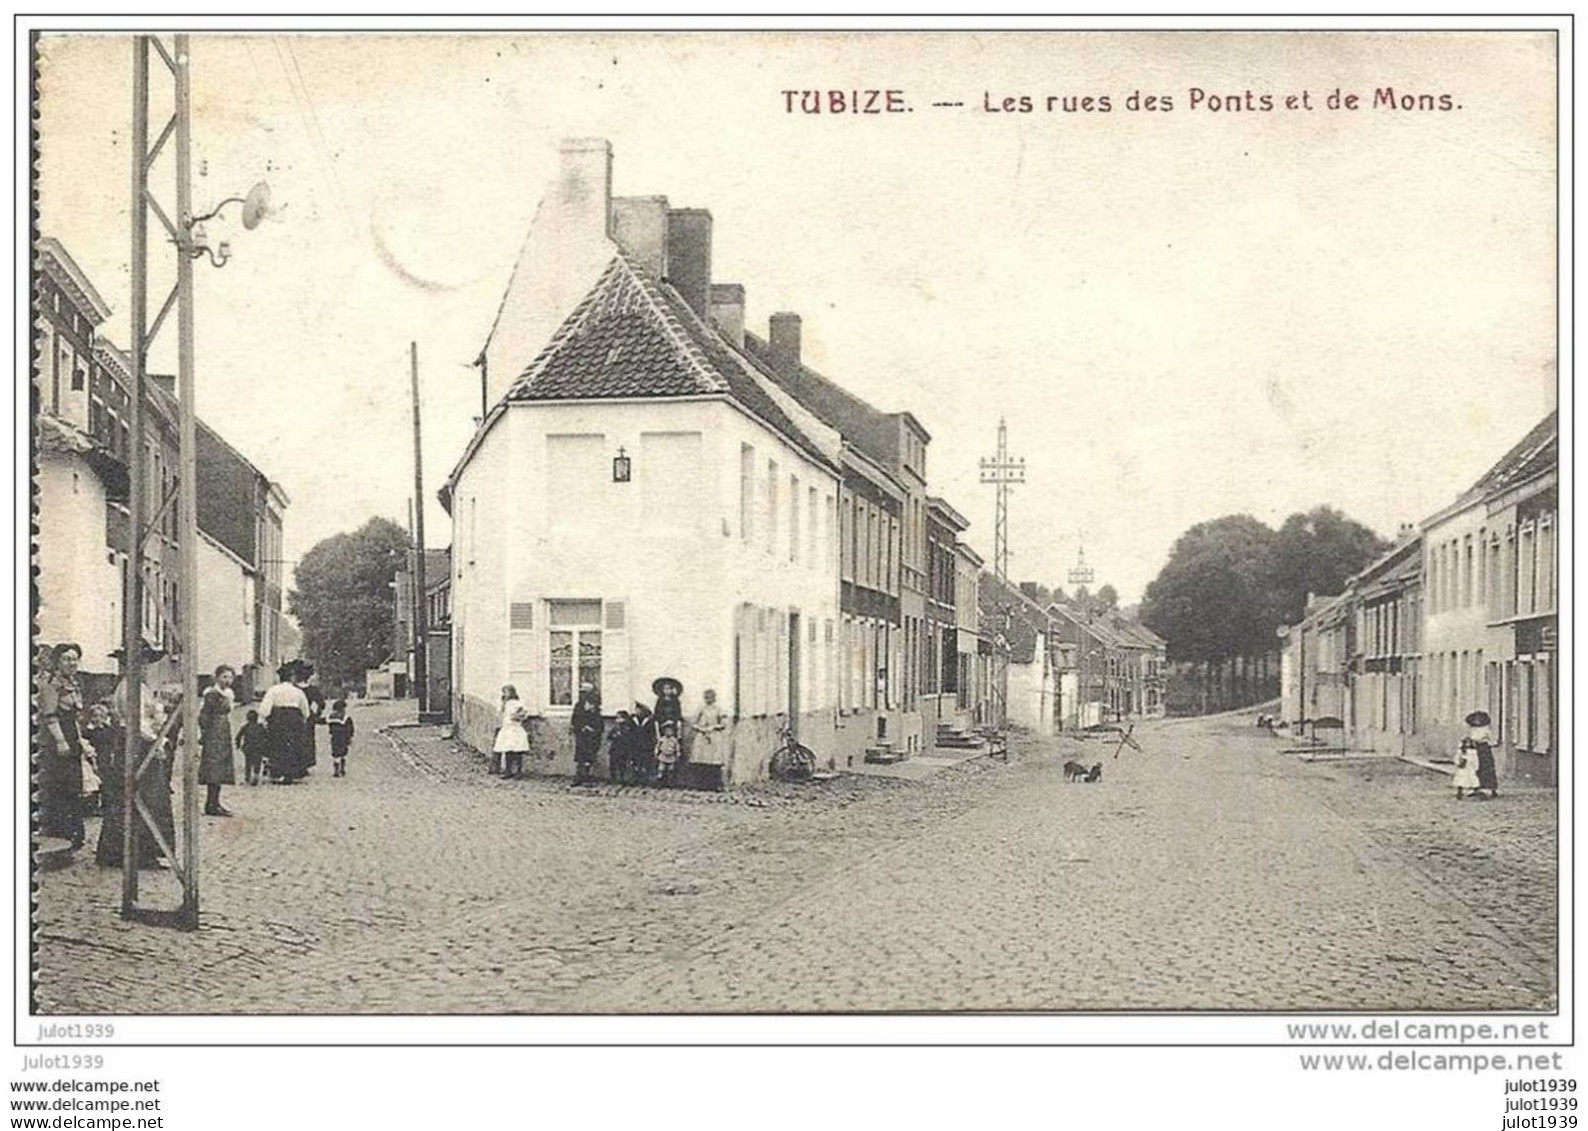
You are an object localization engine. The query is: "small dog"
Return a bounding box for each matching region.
[1063,760,1088,781]
[1083,763,1103,783]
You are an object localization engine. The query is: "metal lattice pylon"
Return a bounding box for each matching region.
[978,418,1025,583]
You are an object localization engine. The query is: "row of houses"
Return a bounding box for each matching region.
[1278,411,1558,783]
[438,139,1165,784]
[34,237,294,698]
[977,574,1167,734]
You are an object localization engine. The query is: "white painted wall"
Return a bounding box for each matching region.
[1006,640,1052,732]
[195,532,253,679]
[1420,501,1492,756]
[35,453,120,669]
[451,398,842,764]
[482,141,621,408]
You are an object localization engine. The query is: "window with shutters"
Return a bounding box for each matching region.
[547,599,602,706]
[789,474,800,562]
[766,461,779,555]
[740,444,755,542]
[806,487,817,568]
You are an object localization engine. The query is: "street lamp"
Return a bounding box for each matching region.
[186,181,272,268]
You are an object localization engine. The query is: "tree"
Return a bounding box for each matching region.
[1270,506,1390,625]
[288,517,412,688]
[1095,583,1119,612]
[1139,515,1281,663]
[1018,581,1051,606]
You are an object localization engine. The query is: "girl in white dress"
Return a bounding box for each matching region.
[1451,737,1481,800]
[494,684,530,778]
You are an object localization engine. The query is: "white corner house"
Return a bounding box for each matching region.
[443,140,847,784]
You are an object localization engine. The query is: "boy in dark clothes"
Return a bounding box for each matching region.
[236,709,269,785]
[326,699,355,777]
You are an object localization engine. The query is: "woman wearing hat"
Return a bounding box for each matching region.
[258,661,312,783]
[651,677,685,788]
[1462,710,1499,800]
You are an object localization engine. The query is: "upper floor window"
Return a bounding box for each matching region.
[766,460,779,555]
[739,444,755,543]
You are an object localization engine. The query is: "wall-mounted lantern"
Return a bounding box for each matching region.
[612,446,631,483]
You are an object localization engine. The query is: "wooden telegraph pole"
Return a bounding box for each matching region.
[410,343,430,717]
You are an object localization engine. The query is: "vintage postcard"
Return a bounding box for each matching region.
[26,22,1561,1053]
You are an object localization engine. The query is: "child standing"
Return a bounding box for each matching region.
[236,709,269,785]
[495,685,530,779]
[326,699,355,777]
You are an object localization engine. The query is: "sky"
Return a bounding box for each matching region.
[36,31,1558,604]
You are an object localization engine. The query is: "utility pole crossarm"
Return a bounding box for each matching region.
[979,418,1025,584]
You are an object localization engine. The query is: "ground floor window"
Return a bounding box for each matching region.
[548,599,602,705]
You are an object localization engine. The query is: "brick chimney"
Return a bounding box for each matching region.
[709,283,745,347]
[612,195,670,278]
[556,138,613,239]
[769,312,802,373]
[665,208,712,317]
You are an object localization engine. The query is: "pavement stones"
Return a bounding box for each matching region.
[32,707,1556,1013]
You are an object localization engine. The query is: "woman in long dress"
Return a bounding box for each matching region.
[259,662,311,783]
[198,665,238,815]
[1465,710,1499,800]
[38,642,86,848]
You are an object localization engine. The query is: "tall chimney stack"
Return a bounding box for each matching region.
[612,196,670,278]
[665,208,713,317]
[709,284,745,347]
[556,138,613,239]
[769,312,802,373]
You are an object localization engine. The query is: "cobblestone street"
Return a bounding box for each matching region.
[33,704,1556,1014]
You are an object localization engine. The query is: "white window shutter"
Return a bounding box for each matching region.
[508,601,535,703]
[603,599,630,708]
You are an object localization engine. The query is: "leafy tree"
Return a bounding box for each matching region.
[1140,515,1281,662]
[1270,506,1390,625]
[1140,507,1388,665]
[1018,581,1051,606]
[288,517,412,688]
[1095,583,1119,612]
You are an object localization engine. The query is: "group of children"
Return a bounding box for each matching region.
[231,698,357,784]
[494,677,723,789]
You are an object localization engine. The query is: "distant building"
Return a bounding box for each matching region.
[193,420,291,697]
[979,572,1057,733]
[1277,411,1557,783]
[924,496,972,745]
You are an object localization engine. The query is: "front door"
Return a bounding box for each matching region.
[788,611,801,739]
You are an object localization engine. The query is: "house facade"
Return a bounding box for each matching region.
[980,572,1056,732]
[1476,413,1557,782]
[744,313,917,766]
[34,237,289,696]
[1277,412,1556,781]
[924,496,971,744]
[1348,536,1423,755]
[446,141,850,783]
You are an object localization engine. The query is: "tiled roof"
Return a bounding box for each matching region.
[1471,410,1557,497]
[977,571,1051,664]
[741,332,898,470]
[506,255,833,470]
